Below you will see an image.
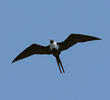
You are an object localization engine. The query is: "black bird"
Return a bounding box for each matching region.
[12,33,101,73]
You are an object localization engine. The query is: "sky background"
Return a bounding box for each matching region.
[0,0,110,100]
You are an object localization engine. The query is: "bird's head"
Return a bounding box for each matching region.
[50,39,54,43]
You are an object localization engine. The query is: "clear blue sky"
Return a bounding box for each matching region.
[0,0,109,100]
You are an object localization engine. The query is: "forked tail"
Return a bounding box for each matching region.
[56,56,65,73]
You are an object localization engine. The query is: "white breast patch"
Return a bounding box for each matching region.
[50,42,59,50]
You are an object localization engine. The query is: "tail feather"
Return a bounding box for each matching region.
[57,56,65,73]
[56,57,62,73]
[56,56,65,73]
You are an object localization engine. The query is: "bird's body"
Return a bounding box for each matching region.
[12,33,101,73]
[50,40,60,56]
[50,41,59,50]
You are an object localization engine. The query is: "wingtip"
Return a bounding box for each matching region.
[11,60,15,64]
[96,37,102,40]
[11,59,16,63]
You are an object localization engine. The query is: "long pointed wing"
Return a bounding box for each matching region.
[58,33,101,51]
[12,44,51,63]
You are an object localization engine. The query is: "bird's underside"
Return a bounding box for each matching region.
[12,33,101,73]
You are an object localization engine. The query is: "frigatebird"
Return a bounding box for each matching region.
[12,33,101,73]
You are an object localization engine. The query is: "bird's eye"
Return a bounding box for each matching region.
[50,40,54,43]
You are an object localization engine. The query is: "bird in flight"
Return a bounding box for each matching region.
[12,33,101,73]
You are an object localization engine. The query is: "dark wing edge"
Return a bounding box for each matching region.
[12,44,51,63]
[58,33,101,51]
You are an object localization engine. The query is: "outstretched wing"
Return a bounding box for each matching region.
[12,44,51,63]
[58,33,101,51]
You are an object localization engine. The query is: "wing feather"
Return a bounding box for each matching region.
[12,44,51,63]
[58,33,101,51]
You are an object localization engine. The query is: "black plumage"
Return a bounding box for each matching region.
[12,33,101,73]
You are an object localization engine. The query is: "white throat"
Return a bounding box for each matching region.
[50,41,59,50]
